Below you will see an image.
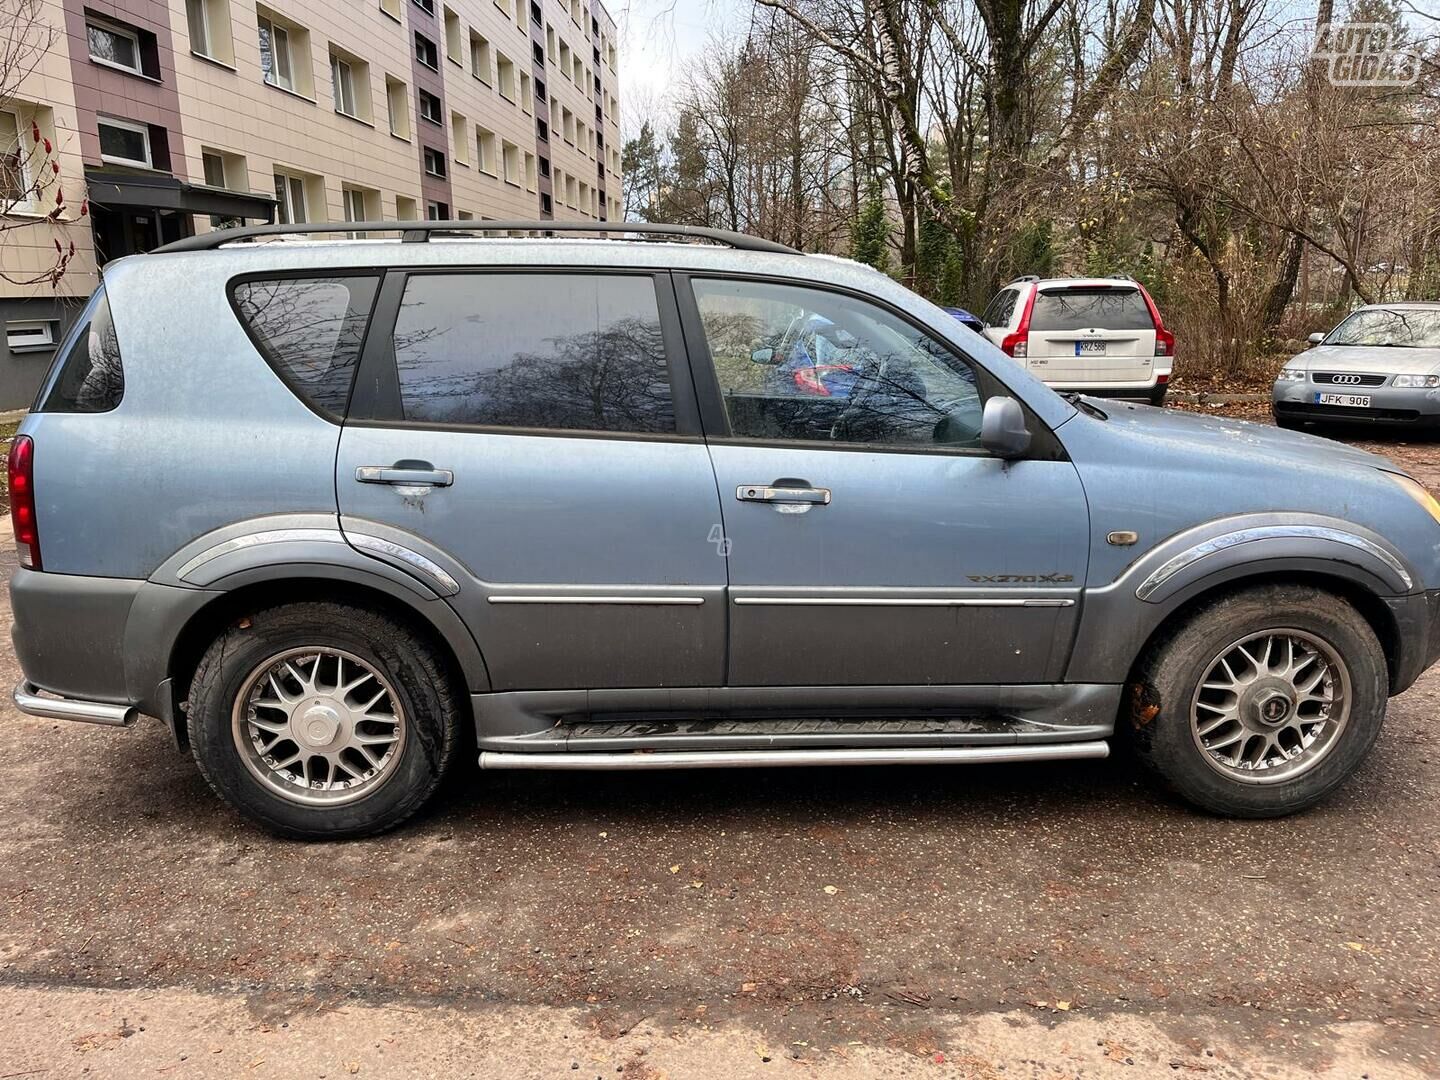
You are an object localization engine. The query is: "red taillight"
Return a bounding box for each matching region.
[7,435,40,570]
[1136,284,1174,358]
[1156,372,1169,385]
[1001,287,1038,358]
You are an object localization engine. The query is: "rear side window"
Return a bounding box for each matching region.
[983,289,1018,328]
[1030,288,1153,332]
[232,275,380,419]
[390,273,676,434]
[39,289,124,413]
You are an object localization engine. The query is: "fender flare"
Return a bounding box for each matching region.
[1063,513,1418,685]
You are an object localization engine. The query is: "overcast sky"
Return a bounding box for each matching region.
[614,0,750,130]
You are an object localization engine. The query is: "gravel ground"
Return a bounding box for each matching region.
[1,416,1438,1077]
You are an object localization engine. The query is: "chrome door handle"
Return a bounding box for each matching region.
[356,465,454,487]
[736,483,831,505]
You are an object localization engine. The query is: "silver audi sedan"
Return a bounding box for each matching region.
[1274,302,1440,429]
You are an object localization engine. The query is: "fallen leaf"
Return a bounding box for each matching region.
[823,885,838,896]
[741,982,758,993]
[1343,941,1366,951]
[669,865,681,874]
[1056,1000,1072,1011]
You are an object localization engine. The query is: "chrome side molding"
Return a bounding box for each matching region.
[479,742,1109,770]
[347,532,461,596]
[487,595,706,605]
[176,528,347,581]
[731,596,1074,608]
[12,681,137,727]
[1136,524,1414,600]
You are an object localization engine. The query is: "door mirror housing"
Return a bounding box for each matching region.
[980,396,1032,460]
[750,347,776,365]
[1307,332,1325,346]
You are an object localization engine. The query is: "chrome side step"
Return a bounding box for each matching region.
[479,742,1109,771]
[11,681,138,727]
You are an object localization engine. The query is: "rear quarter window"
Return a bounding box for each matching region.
[1030,288,1153,332]
[231,275,380,419]
[38,289,124,413]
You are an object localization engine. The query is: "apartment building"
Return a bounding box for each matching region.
[0,0,623,408]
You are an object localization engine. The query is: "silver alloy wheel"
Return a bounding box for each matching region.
[231,647,406,806]
[1190,629,1351,785]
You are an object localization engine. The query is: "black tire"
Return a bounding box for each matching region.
[1148,386,1168,407]
[187,601,465,839]
[1128,584,1387,817]
[1274,413,1304,430]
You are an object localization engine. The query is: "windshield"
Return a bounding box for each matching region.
[1326,308,1440,348]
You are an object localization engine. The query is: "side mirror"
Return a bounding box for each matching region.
[1307,332,1325,346]
[980,396,1031,460]
[750,347,776,364]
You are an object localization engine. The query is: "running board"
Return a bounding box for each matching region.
[478,742,1109,771]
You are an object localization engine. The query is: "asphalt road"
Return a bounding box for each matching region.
[1,427,1438,1078]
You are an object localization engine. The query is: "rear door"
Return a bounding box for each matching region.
[1025,284,1156,385]
[335,269,727,692]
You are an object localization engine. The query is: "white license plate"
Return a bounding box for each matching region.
[1076,341,1106,356]
[1316,392,1371,408]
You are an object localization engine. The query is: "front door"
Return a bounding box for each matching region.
[337,269,727,692]
[680,275,1090,688]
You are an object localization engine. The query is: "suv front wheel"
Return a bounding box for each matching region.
[186,602,464,839]
[1130,584,1387,817]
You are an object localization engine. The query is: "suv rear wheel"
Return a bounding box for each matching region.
[186,602,464,839]
[1130,584,1387,817]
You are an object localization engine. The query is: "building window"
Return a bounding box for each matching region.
[524,151,536,192]
[414,32,438,70]
[386,76,410,139]
[1,110,31,207]
[457,209,473,220]
[520,72,531,114]
[426,199,448,220]
[97,117,153,168]
[186,0,233,63]
[531,41,544,66]
[530,0,541,24]
[380,0,401,20]
[538,154,549,178]
[469,32,490,83]
[540,192,552,215]
[450,112,468,165]
[331,55,356,117]
[86,18,143,76]
[395,194,419,220]
[535,117,547,142]
[418,89,442,124]
[258,17,292,90]
[496,52,515,101]
[342,186,374,236]
[443,7,462,63]
[501,140,519,186]
[201,150,226,187]
[412,0,434,13]
[273,170,308,224]
[559,41,570,78]
[475,126,495,174]
[546,24,556,62]
[423,146,446,177]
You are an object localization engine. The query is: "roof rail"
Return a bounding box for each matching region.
[1008,274,1040,284]
[153,219,802,255]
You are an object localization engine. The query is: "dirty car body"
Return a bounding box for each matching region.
[10,223,1440,838]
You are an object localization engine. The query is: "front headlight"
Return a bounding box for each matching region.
[1386,471,1440,526]
[1277,368,1306,382]
[1393,374,1440,388]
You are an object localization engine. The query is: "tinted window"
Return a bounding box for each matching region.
[392,274,675,433]
[1030,287,1153,332]
[692,279,984,449]
[983,289,1018,328]
[233,276,379,418]
[40,289,124,413]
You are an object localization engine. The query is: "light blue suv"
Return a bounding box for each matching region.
[10,222,1440,838]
